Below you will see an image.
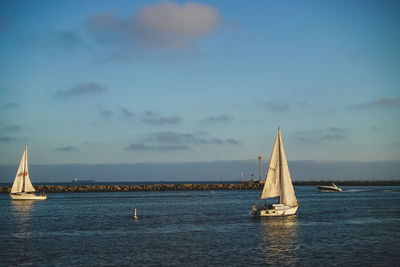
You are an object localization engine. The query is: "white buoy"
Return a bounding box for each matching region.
[134,208,138,219]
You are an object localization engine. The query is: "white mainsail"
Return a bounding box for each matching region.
[11,146,36,193]
[261,132,280,199]
[260,129,297,207]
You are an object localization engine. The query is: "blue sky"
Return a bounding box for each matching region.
[0,0,399,172]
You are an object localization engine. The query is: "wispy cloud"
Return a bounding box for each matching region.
[200,115,233,124]
[125,142,190,152]
[371,125,382,131]
[143,132,229,145]
[120,107,134,118]
[0,136,17,142]
[3,102,21,110]
[47,29,85,51]
[349,97,400,109]
[54,146,79,152]
[126,131,241,152]
[254,100,311,112]
[140,111,182,125]
[84,1,220,50]
[297,127,349,135]
[295,127,349,143]
[326,127,349,133]
[55,82,106,98]
[118,108,182,125]
[255,100,289,112]
[225,138,241,145]
[2,125,22,133]
[319,134,346,141]
[99,107,113,118]
[0,136,17,143]
[97,50,133,63]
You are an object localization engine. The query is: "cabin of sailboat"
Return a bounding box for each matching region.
[250,128,297,217]
[10,146,47,200]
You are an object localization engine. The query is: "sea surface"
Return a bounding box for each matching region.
[1,186,399,266]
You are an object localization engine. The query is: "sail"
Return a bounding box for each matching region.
[261,131,281,199]
[260,129,297,207]
[11,150,25,193]
[278,132,297,207]
[11,147,35,193]
[22,147,35,192]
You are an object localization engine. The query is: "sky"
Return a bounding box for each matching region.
[0,0,399,181]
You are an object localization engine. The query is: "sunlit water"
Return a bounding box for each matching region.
[1,186,399,266]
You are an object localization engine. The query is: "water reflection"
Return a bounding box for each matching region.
[12,200,34,213]
[259,216,299,266]
[11,200,34,239]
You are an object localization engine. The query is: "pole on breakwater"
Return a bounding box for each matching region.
[134,208,138,219]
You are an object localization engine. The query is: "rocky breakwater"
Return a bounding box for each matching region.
[0,181,264,194]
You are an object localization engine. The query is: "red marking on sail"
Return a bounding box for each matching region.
[23,171,28,176]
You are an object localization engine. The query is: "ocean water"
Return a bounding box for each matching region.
[1,186,399,266]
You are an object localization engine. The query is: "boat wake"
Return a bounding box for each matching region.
[344,189,372,193]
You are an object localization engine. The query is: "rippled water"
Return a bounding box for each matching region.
[1,186,399,266]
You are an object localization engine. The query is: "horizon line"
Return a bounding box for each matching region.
[1,158,399,167]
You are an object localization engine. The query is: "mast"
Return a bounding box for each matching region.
[22,146,27,192]
[278,129,298,207]
[278,127,281,203]
[21,146,36,193]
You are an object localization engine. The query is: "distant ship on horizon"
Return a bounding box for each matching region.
[72,177,95,183]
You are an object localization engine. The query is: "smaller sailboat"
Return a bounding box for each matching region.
[316,183,342,192]
[10,146,47,200]
[250,128,298,217]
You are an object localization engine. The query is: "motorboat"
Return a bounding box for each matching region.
[316,183,342,192]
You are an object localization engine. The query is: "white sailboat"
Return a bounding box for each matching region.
[250,128,298,217]
[10,146,47,200]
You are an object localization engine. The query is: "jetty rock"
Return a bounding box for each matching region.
[1,180,397,194]
[0,181,265,194]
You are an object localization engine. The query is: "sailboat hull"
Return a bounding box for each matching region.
[10,193,47,200]
[258,206,298,217]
